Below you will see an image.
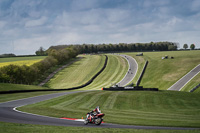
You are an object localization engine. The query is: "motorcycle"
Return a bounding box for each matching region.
[84,111,105,125]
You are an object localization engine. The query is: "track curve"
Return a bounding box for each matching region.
[0,91,199,130]
[116,54,138,87]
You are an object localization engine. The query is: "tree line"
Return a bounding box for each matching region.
[49,42,178,54]
[0,47,79,85]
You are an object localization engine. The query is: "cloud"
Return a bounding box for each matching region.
[0,0,200,55]
[190,0,200,12]
[0,21,6,28]
[25,16,47,27]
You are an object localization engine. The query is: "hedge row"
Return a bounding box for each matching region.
[0,47,79,85]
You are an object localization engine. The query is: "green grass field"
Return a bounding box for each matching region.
[1,122,199,133]
[126,51,200,90]
[46,54,128,90]
[19,90,200,128]
[1,51,200,132]
[0,56,46,67]
[78,54,128,90]
[46,55,105,89]
[0,83,50,92]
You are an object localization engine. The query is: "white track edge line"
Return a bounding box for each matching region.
[13,106,80,121]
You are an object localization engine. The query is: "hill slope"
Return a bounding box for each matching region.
[127,51,200,90]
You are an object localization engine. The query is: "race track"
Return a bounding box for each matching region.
[116,54,138,87]
[0,54,199,130]
[168,64,200,91]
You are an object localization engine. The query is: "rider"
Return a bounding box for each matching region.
[87,106,101,120]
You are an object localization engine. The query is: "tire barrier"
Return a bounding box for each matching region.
[0,55,108,94]
[102,86,158,91]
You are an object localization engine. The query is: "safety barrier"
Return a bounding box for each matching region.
[190,84,200,92]
[136,60,148,86]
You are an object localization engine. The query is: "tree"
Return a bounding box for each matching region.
[190,44,195,50]
[183,44,188,50]
[35,47,47,56]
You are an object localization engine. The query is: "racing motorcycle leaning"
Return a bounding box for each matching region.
[84,106,104,125]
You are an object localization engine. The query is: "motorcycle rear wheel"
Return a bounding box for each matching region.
[95,118,102,125]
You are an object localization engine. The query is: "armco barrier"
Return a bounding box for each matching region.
[0,55,108,94]
[190,84,200,92]
[136,60,148,86]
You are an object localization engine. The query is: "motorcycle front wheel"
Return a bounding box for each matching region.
[84,119,88,125]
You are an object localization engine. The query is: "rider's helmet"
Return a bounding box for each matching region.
[96,106,101,113]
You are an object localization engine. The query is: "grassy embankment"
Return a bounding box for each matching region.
[46,54,105,89]
[0,84,61,102]
[19,90,200,128]
[78,54,128,90]
[0,56,46,67]
[126,51,200,91]
[47,54,128,90]
[1,122,200,133]
[0,54,128,92]
[0,83,50,92]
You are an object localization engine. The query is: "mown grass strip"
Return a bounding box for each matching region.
[0,83,49,92]
[19,90,200,128]
[1,122,199,133]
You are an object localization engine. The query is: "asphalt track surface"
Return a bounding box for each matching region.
[168,64,200,91]
[116,54,138,87]
[0,55,199,130]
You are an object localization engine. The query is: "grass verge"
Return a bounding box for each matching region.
[0,91,59,103]
[0,83,64,102]
[1,122,199,133]
[0,83,49,92]
[19,90,200,128]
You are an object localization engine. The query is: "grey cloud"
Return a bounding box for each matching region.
[0,0,200,55]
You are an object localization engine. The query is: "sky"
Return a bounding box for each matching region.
[0,0,200,55]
